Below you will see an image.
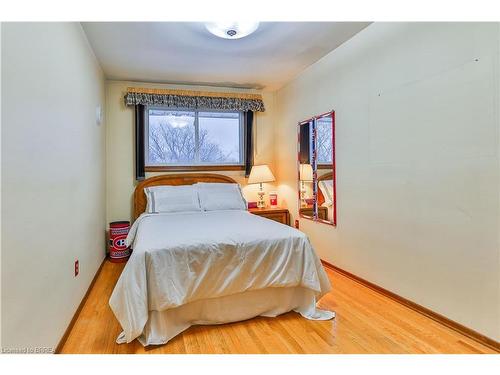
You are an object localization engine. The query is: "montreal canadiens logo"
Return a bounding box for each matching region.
[113,235,127,250]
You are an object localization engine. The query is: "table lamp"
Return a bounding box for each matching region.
[299,163,313,207]
[248,165,275,208]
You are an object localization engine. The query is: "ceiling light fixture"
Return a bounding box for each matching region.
[205,22,260,39]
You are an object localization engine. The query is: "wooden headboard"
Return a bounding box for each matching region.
[133,173,237,220]
[317,171,333,206]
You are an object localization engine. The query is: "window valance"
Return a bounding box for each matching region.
[124,87,265,112]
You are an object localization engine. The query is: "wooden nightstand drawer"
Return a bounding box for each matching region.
[248,207,290,226]
[299,206,328,220]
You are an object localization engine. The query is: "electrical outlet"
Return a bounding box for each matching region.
[295,220,299,229]
[74,260,79,277]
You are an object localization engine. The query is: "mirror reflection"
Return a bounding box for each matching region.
[297,111,336,226]
[298,120,315,219]
[316,113,335,224]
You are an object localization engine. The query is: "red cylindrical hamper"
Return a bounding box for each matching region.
[109,221,131,263]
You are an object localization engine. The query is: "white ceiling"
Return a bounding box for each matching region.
[82,22,370,91]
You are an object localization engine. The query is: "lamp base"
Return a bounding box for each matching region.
[257,191,266,208]
[300,189,308,207]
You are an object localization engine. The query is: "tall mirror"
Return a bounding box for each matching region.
[298,119,315,220]
[316,111,336,225]
[297,111,336,226]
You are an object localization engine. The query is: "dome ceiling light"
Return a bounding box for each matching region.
[205,22,260,39]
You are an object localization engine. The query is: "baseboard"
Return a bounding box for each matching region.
[321,259,500,353]
[54,257,106,354]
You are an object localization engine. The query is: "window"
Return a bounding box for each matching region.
[316,116,333,165]
[145,108,244,170]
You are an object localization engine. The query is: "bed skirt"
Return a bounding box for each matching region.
[116,286,335,347]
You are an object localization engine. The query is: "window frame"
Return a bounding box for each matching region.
[144,106,246,172]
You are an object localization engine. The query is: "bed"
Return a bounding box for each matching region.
[318,172,334,222]
[109,173,335,346]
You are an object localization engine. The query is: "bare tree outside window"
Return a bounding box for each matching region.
[147,110,242,165]
[316,117,333,164]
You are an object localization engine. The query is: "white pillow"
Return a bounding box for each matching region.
[318,180,334,206]
[144,185,201,213]
[196,182,247,211]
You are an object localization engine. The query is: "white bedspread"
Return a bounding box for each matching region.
[109,210,333,344]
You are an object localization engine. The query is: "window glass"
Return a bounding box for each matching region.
[146,109,243,166]
[198,111,241,163]
[316,117,333,164]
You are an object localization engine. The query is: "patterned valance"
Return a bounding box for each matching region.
[125,87,265,112]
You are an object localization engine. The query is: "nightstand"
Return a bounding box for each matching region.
[249,207,290,226]
[299,205,328,220]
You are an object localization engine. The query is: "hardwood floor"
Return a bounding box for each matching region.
[59,260,497,354]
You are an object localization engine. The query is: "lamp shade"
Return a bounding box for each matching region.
[248,165,275,184]
[299,164,313,182]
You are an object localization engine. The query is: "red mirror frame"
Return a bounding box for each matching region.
[297,110,336,226]
[297,118,315,221]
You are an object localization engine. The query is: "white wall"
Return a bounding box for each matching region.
[1,23,106,350]
[275,23,500,341]
[106,80,277,223]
